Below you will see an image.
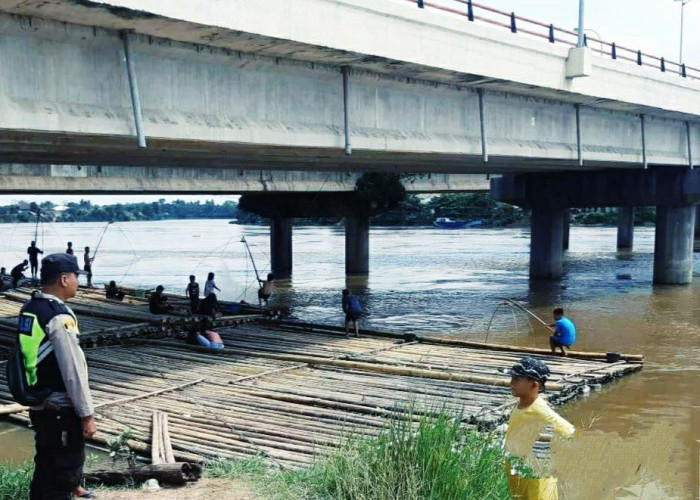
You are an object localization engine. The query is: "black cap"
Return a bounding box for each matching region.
[505,357,551,391]
[40,253,86,282]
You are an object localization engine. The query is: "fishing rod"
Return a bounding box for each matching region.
[91,221,113,264]
[240,236,262,285]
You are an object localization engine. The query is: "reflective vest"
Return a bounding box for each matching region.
[17,296,76,392]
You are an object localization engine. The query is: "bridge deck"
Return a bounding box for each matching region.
[0,289,642,467]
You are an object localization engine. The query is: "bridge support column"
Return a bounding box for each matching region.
[653,205,695,285]
[694,206,700,252]
[562,209,570,251]
[617,207,634,250]
[530,207,566,280]
[271,217,293,279]
[345,215,369,276]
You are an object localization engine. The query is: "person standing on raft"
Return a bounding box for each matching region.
[27,240,44,279]
[257,273,274,306]
[341,288,362,338]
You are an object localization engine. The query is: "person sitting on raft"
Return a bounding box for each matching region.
[198,293,221,319]
[548,307,576,356]
[186,324,224,350]
[105,280,125,301]
[148,285,173,314]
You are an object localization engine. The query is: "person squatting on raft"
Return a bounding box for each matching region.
[341,288,362,337]
[105,281,125,301]
[11,259,29,288]
[148,285,173,314]
[27,240,44,279]
[15,253,97,500]
[548,308,577,356]
[504,357,575,499]
[257,273,274,306]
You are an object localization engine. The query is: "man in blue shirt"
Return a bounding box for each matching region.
[549,307,576,356]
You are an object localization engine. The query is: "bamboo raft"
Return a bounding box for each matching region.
[0,290,644,468]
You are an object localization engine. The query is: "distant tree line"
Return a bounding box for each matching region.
[0,196,656,227]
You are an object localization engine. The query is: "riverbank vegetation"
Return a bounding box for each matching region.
[0,196,656,227]
[0,410,510,500]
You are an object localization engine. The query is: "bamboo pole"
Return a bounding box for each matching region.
[126,339,566,392]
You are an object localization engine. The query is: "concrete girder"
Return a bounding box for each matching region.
[491,168,700,209]
[0,13,696,173]
[0,164,489,194]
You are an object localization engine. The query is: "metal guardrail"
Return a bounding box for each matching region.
[407,0,700,81]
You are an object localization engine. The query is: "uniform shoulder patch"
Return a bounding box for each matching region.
[62,317,79,335]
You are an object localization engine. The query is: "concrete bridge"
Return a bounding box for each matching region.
[0,0,699,281]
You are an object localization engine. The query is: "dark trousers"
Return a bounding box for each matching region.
[29,409,85,500]
[190,297,199,314]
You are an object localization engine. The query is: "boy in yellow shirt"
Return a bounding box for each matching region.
[505,357,575,499]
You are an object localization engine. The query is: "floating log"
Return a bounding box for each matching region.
[84,462,202,486]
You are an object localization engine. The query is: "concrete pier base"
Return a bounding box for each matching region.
[271,217,293,279]
[562,209,570,251]
[653,206,695,285]
[345,215,370,276]
[530,207,566,280]
[617,207,634,250]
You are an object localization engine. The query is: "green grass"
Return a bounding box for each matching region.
[2,411,511,500]
[0,461,32,500]
[208,409,511,500]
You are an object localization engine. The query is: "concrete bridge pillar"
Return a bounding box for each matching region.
[653,205,695,285]
[562,209,570,251]
[345,215,370,276]
[694,206,700,251]
[271,217,293,279]
[530,207,566,280]
[617,207,635,250]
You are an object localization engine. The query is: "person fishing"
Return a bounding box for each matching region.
[11,260,29,288]
[548,308,576,356]
[27,240,44,279]
[204,272,220,298]
[185,275,200,314]
[342,288,362,337]
[83,247,93,288]
[258,273,274,306]
[84,222,111,289]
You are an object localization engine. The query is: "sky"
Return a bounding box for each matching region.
[1,0,697,207]
[465,0,700,67]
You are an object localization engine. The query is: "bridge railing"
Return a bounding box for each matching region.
[404,0,700,81]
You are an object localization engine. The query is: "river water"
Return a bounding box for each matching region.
[0,220,698,499]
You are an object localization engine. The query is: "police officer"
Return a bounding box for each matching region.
[18,253,96,500]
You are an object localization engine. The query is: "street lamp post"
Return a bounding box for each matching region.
[676,0,698,63]
[577,0,585,47]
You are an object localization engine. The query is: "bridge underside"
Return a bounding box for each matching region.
[0,131,653,172]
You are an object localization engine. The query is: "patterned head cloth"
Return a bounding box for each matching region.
[508,357,551,392]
